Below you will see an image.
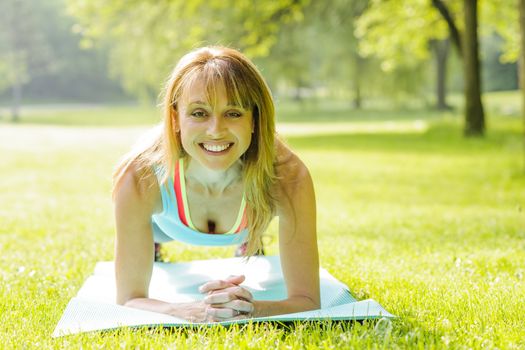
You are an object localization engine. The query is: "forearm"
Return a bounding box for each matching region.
[252,295,320,318]
[123,297,197,320]
[123,295,319,321]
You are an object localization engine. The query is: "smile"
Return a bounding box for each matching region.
[200,143,233,153]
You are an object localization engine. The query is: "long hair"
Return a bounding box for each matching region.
[112,46,276,256]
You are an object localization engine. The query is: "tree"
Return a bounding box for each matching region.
[431,38,453,109]
[356,0,451,108]
[431,0,463,110]
[462,0,484,136]
[357,0,486,136]
[0,0,54,122]
[65,0,307,101]
[317,0,370,108]
[255,0,372,108]
[520,0,525,172]
[482,0,519,64]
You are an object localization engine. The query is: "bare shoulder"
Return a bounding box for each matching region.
[275,137,312,186]
[273,138,314,212]
[114,161,161,215]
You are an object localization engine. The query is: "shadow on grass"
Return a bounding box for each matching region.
[276,105,451,123]
[72,317,446,348]
[285,122,522,155]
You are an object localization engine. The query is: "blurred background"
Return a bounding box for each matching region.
[1,4,524,347]
[0,0,521,136]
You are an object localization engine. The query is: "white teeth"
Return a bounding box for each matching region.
[202,143,231,152]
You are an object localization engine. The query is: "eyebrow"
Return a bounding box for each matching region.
[187,101,246,109]
[188,100,208,106]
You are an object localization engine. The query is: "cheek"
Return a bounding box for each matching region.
[178,119,196,138]
[243,116,255,135]
[177,124,190,146]
[240,125,254,147]
[237,122,253,137]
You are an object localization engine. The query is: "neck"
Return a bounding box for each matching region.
[184,158,243,196]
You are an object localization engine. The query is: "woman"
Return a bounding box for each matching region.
[113,46,319,322]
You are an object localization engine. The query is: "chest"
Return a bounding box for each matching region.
[184,184,244,234]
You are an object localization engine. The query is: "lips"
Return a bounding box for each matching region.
[200,142,233,153]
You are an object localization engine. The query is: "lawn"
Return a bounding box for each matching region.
[0,94,524,349]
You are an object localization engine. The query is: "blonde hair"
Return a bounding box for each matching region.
[113,46,276,256]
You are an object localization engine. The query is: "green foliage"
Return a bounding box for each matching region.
[356,0,449,72]
[255,0,405,105]
[356,0,520,71]
[65,0,308,100]
[0,0,126,104]
[481,34,518,91]
[481,0,519,63]
[0,93,524,348]
[0,0,54,90]
[352,0,458,103]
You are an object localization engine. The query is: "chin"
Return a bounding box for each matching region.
[199,157,239,172]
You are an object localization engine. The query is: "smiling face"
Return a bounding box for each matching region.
[176,78,254,171]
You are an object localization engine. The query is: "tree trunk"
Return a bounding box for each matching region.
[518,0,525,171]
[353,81,361,109]
[352,53,362,109]
[11,72,21,123]
[432,0,462,56]
[433,39,451,110]
[293,85,303,102]
[463,0,485,136]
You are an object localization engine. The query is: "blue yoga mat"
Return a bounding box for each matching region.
[53,256,394,337]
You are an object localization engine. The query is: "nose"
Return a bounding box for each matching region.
[206,114,226,137]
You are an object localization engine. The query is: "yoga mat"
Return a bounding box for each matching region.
[53,256,394,337]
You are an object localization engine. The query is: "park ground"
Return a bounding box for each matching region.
[0,92,523,349]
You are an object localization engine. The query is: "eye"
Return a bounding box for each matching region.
[190,109,207,118]
[226,110,243,118]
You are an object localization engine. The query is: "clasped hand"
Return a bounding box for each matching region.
[198,275,254,322]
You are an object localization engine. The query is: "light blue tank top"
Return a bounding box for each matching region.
[151,165,248,246]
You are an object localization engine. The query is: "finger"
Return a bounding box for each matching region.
[207,313,249,323]
[228,314,250,321]
[204,292,232,304]
[212,300,254,313]
[199,275,246,293]
[225,275,245,285]
[208,285,253,301]
[204,287,253,304]
[199,279,237,293]
[211,313,250,322]
[206,306,238,319]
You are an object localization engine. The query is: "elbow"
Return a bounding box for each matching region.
[307,292,321,310]
[116,296,130,306]
[293,294,320,311]
[122,299,136,308]
[303,296,321,311]
[117,294,144,307]
[118,298,142,309]
[304,290,321,310]
[310,297,321,310]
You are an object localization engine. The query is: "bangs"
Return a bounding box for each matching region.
[176,57,257,110]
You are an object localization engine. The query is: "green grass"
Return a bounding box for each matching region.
[0,103,160,126]
[0,93,524,348]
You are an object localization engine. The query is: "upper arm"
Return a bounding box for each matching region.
[275,148,320,306]
[113,165,159,304]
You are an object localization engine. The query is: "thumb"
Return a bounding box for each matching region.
[225,275,245,285]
